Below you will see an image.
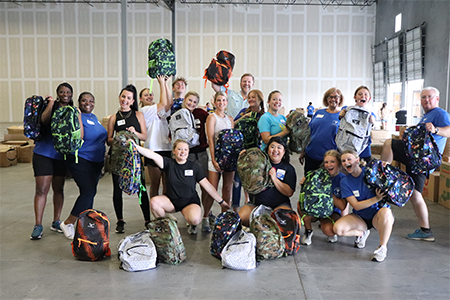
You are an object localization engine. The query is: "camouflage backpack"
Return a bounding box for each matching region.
[402,123,442,175]
[299,168,334,221]
[51,106,83,160]
[286,110,311,154]
[119,142,147,203]
[110,131,139,175]
[210,211,241,259]
[215,129,244,172]
[147,217,186,265]
[237,147,273,194]
[364,159,415,207]
[271,208,301,255]
[235,112,260,149]
[23,95,48,141]
[250,214,285,260]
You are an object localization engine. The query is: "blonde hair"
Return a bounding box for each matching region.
[172,139,189,151]
[213,91,227,102]
[340,150,366,167]
[324,150,341,162]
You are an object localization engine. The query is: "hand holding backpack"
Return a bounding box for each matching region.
[402,123,442,175]
[235,111,260,149]
[214,129,244,172]
[119,142,147,203]
[364,159,415,207]
[286,110,311,154]
[23,95,48,141]
[335,106,372,155]
[168,108,200,147]
[237,148,273,194]
[51,105,83,161]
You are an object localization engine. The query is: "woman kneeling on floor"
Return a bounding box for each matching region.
[131,139,230,234]
[238,136,297,227]
[333,150,394,262]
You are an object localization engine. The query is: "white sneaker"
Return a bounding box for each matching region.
[327,234,338,243]
[187,225,197,235]
[372,245,387,262]
[354,230,370,249]
[301,230,313,246]
[60,222,75,240]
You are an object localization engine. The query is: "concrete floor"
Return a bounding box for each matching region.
[1,122,449,300]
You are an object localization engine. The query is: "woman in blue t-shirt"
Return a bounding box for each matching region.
[258,90,290,151]
[299,150,347,246]
[333,150,394,263]
[59,92,107,239]
[303,88,344,175]
[238,136,297,227]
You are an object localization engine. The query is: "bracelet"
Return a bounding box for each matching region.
[218,199,224,205]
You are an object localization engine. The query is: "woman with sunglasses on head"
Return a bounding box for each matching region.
[302,88,344,175]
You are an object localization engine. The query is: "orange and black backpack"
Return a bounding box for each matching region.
[271,208,301,255]
[72,209,111,261]
[204,50,235,88]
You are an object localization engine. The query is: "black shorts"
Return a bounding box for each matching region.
[32,153,67,177]
[170,194,201,212]
[145,151,171,168]
[391,139,426,193]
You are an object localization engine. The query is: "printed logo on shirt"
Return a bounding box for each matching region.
[194,118,201,129]
[87,119,95,125]
[352,190,360,198]
[332,120,339,126]
[276,169,286,180]
[333,187,341,199]
[185,169,193,176]
[117,119,125,126]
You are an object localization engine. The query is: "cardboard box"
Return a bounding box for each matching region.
[443,138,450,159]
[0,145,17,167]
[423,171,440,202]
[17,144,35,163]
[392,134,400,140]
[7,126,24,135]
[371,130,392,143]
[398,125,408,139]
[1,140,29,146]
[371,143,384,155]
[438,162,450,209]
[102,115,111,131]
[4,133,28,141]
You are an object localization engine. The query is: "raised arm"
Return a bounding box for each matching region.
[132,141,164,169]
[199,178,230,210]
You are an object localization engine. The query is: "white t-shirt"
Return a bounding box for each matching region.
[141,104,171,151]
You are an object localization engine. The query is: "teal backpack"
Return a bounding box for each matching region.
[51,106,83,161]
[299,168,334,222]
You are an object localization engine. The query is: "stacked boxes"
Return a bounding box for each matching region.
[438,162,450,209]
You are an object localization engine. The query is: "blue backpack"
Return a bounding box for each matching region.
[402,123,442,175]
[51,106,83,161]
[299,168,334,221]
[119,142,147,202]
[23,95,48,140]
[214,129,244,171]
[364,159,415,207]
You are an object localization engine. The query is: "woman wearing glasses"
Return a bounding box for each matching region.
[302,88,345,174]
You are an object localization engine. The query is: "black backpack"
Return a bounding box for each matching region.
[204,50,235,87]
[72,209,111,261]
[23,95,48,140]
[147,38,177,79]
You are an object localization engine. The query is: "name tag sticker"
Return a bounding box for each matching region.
[316,114,324,118]
[185,170,193,176]
[353,190,360,197]
[276,169,286,180]
[87,119,95,125]
[117,119,126,126]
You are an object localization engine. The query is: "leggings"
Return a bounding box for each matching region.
[112,173,150,222]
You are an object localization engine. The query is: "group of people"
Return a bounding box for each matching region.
[30,76,450,263]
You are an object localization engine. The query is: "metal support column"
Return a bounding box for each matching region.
[121,0,128,87]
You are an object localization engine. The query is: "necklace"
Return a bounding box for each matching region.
[119,110,132,120]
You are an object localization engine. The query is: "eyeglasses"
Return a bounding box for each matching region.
[328,95,341,100]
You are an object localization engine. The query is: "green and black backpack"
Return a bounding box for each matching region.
[147,38,176,79]
[51,106,83,161]
[299,167,333,222]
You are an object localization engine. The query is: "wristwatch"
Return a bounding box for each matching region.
[435,127,440,134]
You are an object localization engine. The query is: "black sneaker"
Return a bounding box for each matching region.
[115,220,126,233]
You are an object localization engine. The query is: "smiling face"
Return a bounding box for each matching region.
[354,88,371,107]
[172,141,189,162]
[57,86,73,105]
[240,75,254,95]
[327,92,341,109]
[268,92,283,112]
[140,89,154,106]
[324,155,340,177]
[214,94,228,111]
[119,90,134,111]
[341,153,359,175]
[79,93,95,114]
[247,91,261,109]
[183,95,199,112]
[173,80,186,95]
[267,141,285,164]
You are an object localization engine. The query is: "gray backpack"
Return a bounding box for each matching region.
[117,230,157,272]
[169,108,200,147]
[336,106,372,155]
[221,229,257,271]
